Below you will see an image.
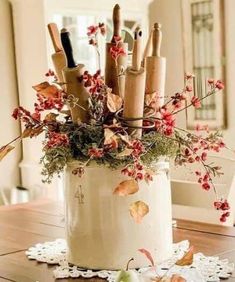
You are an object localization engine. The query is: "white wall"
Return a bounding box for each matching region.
[0,0,21,193]
[149,0,186,128]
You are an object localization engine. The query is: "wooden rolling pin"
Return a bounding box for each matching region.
[61,28,89,124]
[145,23,166,110]
[123,27,146,139]
[47,23,66,83]
[141,28,153,67]
[105,4,128,98]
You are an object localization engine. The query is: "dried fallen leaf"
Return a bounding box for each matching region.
[170,274,186,282]
[138,248,155,267]
[152,277,170,282]
[175,246,194,266]
[113,179,139,196]
[33,82,59,98]
[107,92,123,113]
[129,201,149,223]
[153,276,186,282]
[0,145,14,161]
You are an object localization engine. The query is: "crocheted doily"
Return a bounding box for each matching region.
[26,239,234,281]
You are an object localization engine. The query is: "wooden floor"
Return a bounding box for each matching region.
[0,200,235,281]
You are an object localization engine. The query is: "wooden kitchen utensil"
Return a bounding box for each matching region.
[141,28,153,67]
[123,27,146,138]
[61,28,89,124]
[105,4,128,98]
[47,23,66,83]
[145,23,166,110]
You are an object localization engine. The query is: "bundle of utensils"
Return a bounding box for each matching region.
[47,4,166,139]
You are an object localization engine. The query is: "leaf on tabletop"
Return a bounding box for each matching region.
[152,277,170,282]
[113,179,139,196]
[170,274,186,282]
[175,246,194,266]
[107,92,123,113]
[0,145,14,161]
[129,201,149,223]
[152,276,186,282]
[138,248,155,267]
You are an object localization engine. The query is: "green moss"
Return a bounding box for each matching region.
[41,125,178,183]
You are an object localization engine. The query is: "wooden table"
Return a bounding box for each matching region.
[0,200,235,282]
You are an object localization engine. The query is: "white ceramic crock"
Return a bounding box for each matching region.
[64,161,173,270]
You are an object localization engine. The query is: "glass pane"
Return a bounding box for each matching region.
[191,0,216,121]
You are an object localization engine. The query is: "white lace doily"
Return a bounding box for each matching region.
[26,239,234,281]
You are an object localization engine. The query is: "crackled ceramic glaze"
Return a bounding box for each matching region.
[64,161,173,269]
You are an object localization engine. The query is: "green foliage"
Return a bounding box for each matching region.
[41,125,178,183]
[40,146,72,183]
[141,131,178,165]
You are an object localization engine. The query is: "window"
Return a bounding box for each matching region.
[181,0,227,129]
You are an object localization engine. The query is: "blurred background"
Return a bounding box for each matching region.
[1,0,235,225]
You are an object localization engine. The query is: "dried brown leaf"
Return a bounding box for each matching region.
[118,134,132,146]
[44,113,58,122]
[152,275,185,282]
[129,201,149,223]
[32,81,50,92]
[104,128,119,147]
[0,145,14,161]
[22,126,44,138]
[113,179,139,196]
[138,248,155,267]
[107,92,123,113]
[116,148,133,157]
[170,274,186,282]
[175,246,194,266]
[33,82,59,98]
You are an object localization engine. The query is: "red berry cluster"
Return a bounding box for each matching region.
[130,140,145,157]
[81,70,104,95]
[196,171,211,190]
[121,162,153,183]
[87,23,106,46]
[214,199,230,222]
[12,106,41,125]
[110,36,126,61]
[35,92,64,112]
[72,167,85,177]
[45,132,69,149]
[191,96,201,108]
[208,79,224,90]
[88,147,104,158]
[156,109,175,136]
